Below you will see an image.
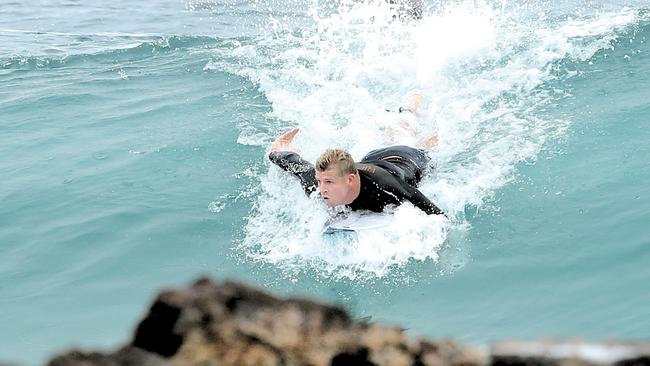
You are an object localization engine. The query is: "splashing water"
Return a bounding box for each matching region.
[204,0,642,280]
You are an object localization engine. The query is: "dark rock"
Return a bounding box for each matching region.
[491,355,560,366]
[131,299,183,357]
[491,341,650,366]
[615,356,650,366]
[331,348,376,366]
[47,346,173,366]
[39,277,650,366]
[126,277,484,366]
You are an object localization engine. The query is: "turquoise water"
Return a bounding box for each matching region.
[2,0,649,364]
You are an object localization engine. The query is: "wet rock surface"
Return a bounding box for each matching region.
[27,277,650,366]
[491,341,650,366]
[124,277,484,366]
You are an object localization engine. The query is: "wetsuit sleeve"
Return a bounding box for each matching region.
[403,185,444,215]
[358,165,444,215]
[268,151,318,195]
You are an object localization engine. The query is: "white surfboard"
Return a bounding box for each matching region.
[323,213,393,234]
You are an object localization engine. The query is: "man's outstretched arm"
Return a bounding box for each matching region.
[367,168,445,216]
[268,128,318,195]
[404,185,444,215]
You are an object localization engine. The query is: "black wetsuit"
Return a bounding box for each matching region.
[268,146,443,215]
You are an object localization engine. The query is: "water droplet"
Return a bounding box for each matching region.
[208,201,226,213]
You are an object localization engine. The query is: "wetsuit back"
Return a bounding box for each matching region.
[268,146,443,215]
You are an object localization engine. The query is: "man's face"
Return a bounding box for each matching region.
[315,167,354,207]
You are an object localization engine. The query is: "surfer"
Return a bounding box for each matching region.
[268,94,443,216]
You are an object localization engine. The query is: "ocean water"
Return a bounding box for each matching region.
[1,0,650,364]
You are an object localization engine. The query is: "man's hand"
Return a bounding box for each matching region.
[271,127,300,152]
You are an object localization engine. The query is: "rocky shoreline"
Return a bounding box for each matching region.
[23,277,650,366]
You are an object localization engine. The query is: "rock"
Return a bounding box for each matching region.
[47,346,174,366]
[491,341,650,366]
[129,277,484,366]
[33,277,650,366]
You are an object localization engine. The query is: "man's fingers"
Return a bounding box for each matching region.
[279,127,300,142]
[271,128,300,152]
[283,127,300,139]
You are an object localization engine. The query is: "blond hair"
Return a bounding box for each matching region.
[315,149,357,176]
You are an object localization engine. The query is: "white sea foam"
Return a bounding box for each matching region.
[208,0,641,280]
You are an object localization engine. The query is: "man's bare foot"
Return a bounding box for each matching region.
[403,91,424,114]
[424,133,438,149]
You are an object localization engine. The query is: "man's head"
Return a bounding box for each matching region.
[315,149,359,207]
